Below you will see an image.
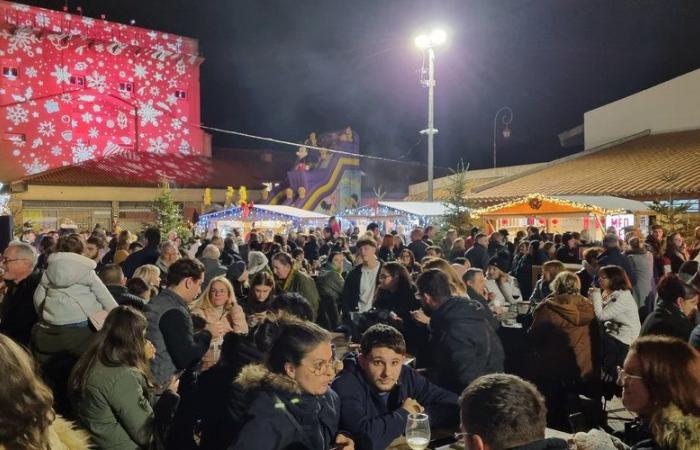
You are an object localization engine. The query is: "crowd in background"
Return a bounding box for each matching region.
[0,217,699,450]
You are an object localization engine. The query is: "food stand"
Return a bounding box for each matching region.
[473,194,652,240]
[198,204,329,237]
[336,201,449,234]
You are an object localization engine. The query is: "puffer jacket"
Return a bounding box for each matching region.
[529,294,599,380]
[230,364,342,450]
[33,252,117,325]
[73,361,154,449]
[590,289,641,346]
[632,404,700,450]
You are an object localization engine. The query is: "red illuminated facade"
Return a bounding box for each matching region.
[0,1,208,181]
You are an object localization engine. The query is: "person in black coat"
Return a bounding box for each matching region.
[406,228,429,262]
[416,269,505,394]
[332,325,458,450]
[122,227,161,278]
[465,233,490,270]
[99,264,147,310]
[598,234,637,285]
[341,238,382,326]
[230,321,353,450]
[640,273,699,341]
[554,232,580,264]
[0,243,41,348]
[576,248,600,296]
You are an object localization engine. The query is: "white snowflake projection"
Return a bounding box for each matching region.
[175,58,186,75]
[50,65,71,84]
[153,72,163,81]
[81,112,94,123]
[167,79,178,89]
[31,137,43,148]
[60,93,73,103]
[2,27,38,56]
[137,100,163,127]
[35,13,50,27]
[147,136,168,154]
[133,63,148,79]
[117,111,128,129]
[25,66,38,78]
[38,121,55,136]
[171,118,182,130]
[6,104,28,125]
[23,160,49,175]
[86,70,107,93]
[88,128,99,138]
[71,139,97,163]
[150,86,160,96]
[51,146,62,156]
[166,93,178,106]
[178,139,191,155]
[165,132,175,141]
[75,61,88,71]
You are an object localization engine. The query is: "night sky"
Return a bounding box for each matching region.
[19,0,700,171]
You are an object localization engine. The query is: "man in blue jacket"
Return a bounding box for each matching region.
[332,324,458,450]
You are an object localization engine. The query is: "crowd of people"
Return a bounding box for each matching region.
[0,218,699,450]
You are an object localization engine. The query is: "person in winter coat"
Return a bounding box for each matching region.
[122,227,161,278]
[333,325,457,450]
[529,260,565,305]
[662,232,689,274]
[598,234,637,286]
[197,331,264,450]
[271,252,320,320]
[0,334,91,450]
[191,276,249,370]
[589,265,641,382]
[617,336,700,450]
[576,248,600,297]
[31,235,118,414]
[512,240,547,300]
[154,241,180,288]
[199,245,228,288]
[416,269,504,394]
[341,238,382,325]
[640,273,699,342]
[314,252,344,331]
[465,233,490,270]
[70,306,179,450]
[0,242,41,348]
[529,272,600,431]
[626,238,656,315]
[99,264,148,310]
[145,259,212,391]
[230,320,354,450]
[241,271,276,325]
[486,253,523,306]
[377,234,398,262]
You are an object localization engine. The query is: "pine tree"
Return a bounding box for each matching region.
[153,178,188,240]
[441,160,474,236]
[649,170,693,234]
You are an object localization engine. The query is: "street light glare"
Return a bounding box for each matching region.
[414,34,431,49]
[430,29,447,46]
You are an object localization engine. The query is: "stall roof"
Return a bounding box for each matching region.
[254,204,329,219]
[378,201,449,217]
[553,196,650,213]
[472,193,651,217]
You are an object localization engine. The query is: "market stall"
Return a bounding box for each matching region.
[198,204,329,237]
[472,194,652,240]
[336,201,449,234]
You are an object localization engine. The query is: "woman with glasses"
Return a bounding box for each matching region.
[398,249,421,281]
[616,336,700,449]
[231,319,354,450]
[192,276,249,370]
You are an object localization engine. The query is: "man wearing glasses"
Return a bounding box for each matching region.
[458,373,568,450]
[0,242,41,347]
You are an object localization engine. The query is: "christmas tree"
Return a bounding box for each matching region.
[153,178,189,240]
[441,160,474,236]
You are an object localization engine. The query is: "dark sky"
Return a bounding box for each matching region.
[20,0,700,171]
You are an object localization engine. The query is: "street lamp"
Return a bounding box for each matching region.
[492,106,513,169]
[415,28,447,202]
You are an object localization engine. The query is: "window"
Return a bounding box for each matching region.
[70,76,85,86]
[2,66,18,79]
[118,82,133,92]
[174,90,187,99]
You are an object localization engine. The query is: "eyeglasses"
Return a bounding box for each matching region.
[617,366,643,383]
[304,358,343,376]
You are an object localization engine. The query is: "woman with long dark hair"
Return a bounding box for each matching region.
[377,234,398,262]
[663,232,689,274]
[70,306,177,449]
[231,320,354,450]
[398,248,421,280]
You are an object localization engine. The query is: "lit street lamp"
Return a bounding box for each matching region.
[415,28,447,202]
[492,106,513,168]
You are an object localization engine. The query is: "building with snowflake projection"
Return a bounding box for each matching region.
[0,1,208,182]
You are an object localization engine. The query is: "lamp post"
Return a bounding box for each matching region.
[415,29,446,202]
[492,106,513,169]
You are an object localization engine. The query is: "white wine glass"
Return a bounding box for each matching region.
[405,412,430,450]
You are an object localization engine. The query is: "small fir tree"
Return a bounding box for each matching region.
[153,178,188,240]
[441,160,474,236]
[648,170,693,235]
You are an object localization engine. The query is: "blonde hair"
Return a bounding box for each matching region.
[0,335,55,450]
[197,276,236,312]
[542,260,566,281]
[422,257,467,296]
[133,264,161,283]
[550,271,581,296]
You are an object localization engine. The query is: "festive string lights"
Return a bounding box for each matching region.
[471,193,625,218]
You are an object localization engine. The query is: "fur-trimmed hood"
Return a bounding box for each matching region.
[0,416,92,450]
[236,363,302,395]
[653,404,700,450]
